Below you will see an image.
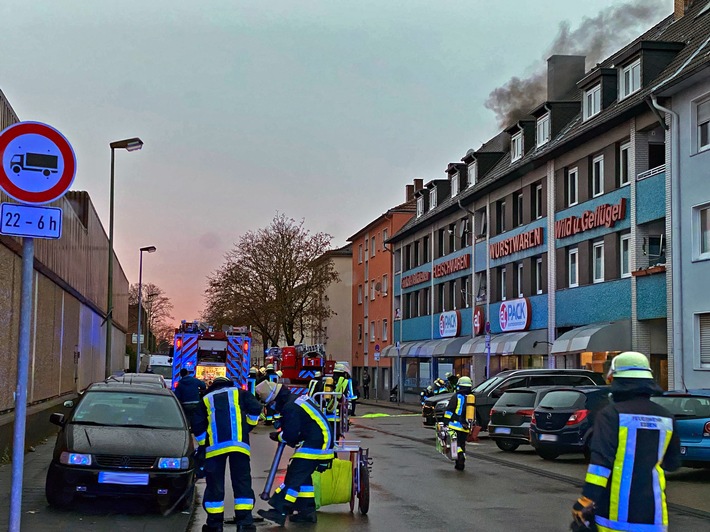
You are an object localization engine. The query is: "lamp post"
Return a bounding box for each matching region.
[136,245,157,372]
[105,137,143,378]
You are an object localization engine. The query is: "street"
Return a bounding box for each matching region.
[2,401,709,531]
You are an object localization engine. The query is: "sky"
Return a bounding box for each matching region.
[0,0,673,325]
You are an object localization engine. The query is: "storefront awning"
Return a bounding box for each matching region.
[550,320,631,354]
[382,337,470,358]
[459,329,549,356]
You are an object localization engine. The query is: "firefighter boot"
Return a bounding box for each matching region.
[202,524,223,532]
[454,454,465,471]
[257,508,287,527]
[290,511,318,523]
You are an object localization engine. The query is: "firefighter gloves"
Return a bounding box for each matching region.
[571,496,595,531]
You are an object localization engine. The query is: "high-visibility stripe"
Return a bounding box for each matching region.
[285,488,298,502]
[299,485,314,493]
[292,447,334,460]
[585,472,609,488]
[234,498,254,510]
[195,432,207,446]
[596,515,667,531]
[229,388,242,442]
[246,414,259,426]
[205,501,225,513]
[657,428,672,526]
[296,396,332,451]
[609,425,628,522]
[205,440,251,458]
[587,464,611,478]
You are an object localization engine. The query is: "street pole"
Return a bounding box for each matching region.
[136,250,144,372]
[9,237,34,532]
[396,344,402,403]
[105,147,115,378]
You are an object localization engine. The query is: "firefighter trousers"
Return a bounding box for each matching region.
[203,452,255,526]
[270,457,319,514]
[455,431,467,458]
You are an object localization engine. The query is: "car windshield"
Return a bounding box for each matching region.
[71,391,185,429]
[651,395,710,419]
[537,390,585,409]
[496,391,536,407]
[149,366,172,379]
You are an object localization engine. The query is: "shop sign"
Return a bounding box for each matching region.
[439,310,461,338]
[499,297,531,332]
[401,270,430,288]
[473,306,484,335]
[433,254,470,278]
[489,227,543,260]
[555,198,627,239]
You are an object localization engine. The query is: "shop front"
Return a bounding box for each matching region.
[550,320,631,374]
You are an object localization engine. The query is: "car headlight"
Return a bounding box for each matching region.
[436,400,449,409]
[158,457,189,470]
[60,451,92,466]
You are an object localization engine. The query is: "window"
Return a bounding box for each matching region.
[698,99,710,152]
[462,277,471,308]
[417,196,424,217]
[437,284,445,312]
[497,200,506,234]
[534,183,543,219]
[370,321,375,342]
[536,113,550,147]
[357,324,362,343]
[449,281,456,310]
[469,160,478,185]
[476,209,487,239]
[382,274,389,296]
[501,268,507,301]
[382,320,388,342]
[695,205,710,260]
[567,167,578,206]
[619,142,631,186]
[358,244,363,264]
[413,240,420,267]
[364,237,368,252]
[437,228,445,257]
[511,132,523,162]
[448,223,456,253]
[620,59,641,99]
[422,235,430,262]
[382,229,388,249]
[451,173,459,196]
[592,155,604,197]
[593,242,604,283]
[583,85,601,120]
[370,280,376,300]
[568,248,579,287]
[423,287,431,314]
[517,263,524,297]
[357,285,363,304]
[620,234,631,277]
[371,237,376,257]
[430,187,438,209]
[535,257,543,294]
[699,313,710,365]
[513,192,523,227]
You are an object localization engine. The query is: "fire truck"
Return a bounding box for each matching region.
[171,321,251,389]
[265,344,335,395]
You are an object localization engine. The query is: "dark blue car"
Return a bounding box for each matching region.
[651,389,710,468]
[530,386,610,460]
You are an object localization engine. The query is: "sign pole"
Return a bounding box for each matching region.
[9,237,35,532]
[485,321,491,380]
[396,343,402,403]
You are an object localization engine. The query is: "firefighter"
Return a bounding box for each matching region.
[571,351,681,532]
[263,364,279,426]
[445,372,459,391]
[254,380,334,526]
[246,367,258,395]
[444,376,473,471]
[174,368,206,427]
[307,371,323,399]
[327,362,356,435]
[192,377,263,532]
[420,385,434,405]
[265,363,278,382]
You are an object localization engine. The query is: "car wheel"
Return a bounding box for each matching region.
[495,440,520,452]
[536,448,560,461]
[45,468,74,509]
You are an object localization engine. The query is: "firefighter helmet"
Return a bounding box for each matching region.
[334,362,351,375]
[266,363,275,371]
[255,380,282,404]
[457,376,473,389]
[609,351,653,379]
[249,366,258,376]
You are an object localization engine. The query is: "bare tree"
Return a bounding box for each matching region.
[204,213,339,346]
[129,283,175,348]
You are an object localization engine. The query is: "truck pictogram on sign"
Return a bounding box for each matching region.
[11,153,59,177]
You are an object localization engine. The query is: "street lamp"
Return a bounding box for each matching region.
[105,137,143,378]
[136,245,157,372]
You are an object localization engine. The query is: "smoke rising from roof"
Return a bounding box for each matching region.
[485,0,670,128]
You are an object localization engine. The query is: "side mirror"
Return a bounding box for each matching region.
[63,400,74,408]
[50,413,65,427]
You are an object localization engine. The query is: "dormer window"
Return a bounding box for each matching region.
[536,113,550,147]
[468,160,477,185]
[620,59,641,99]
[511,132,523,162]
[583,85,601,120]
[430,187,438,209]
[416,196,424,217]
[451,173,459,197]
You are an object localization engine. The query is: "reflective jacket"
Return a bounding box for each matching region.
[273,388,334,461]
[444,392,470,433]
[174,375,206,404]
[582,379,681,532]
[192,385,263,459]
[326,375,356,420]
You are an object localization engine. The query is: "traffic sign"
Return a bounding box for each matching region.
[1,203,62,239]
[374,351,381,362]
[0,122,76,205]
[132,333,145,345]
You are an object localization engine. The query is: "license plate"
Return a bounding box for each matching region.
[539,434,558,442]
[680,446,687,455]
[98,472,149,485]
[495,427,511,434]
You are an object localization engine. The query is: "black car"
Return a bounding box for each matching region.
[45,382,195,511]
[423,368,606,428]
[488,387,556,452]
[530,386,610,460]
[106,373,168,388]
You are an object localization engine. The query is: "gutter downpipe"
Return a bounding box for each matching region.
[457,199,476,379]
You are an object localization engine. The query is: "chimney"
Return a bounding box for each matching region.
[413,178,424,192]
[406,184,414,202]
[547,55,586,101]
[675,0,694,19]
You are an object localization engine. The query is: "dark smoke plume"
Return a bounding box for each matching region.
[485,0,670,128]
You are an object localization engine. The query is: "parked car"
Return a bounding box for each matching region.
[488,387,556,452]
[45,382,195,511]
[107,373,168,388]
[422,368,606,428]
[651,389,710,468]
[530,386,610,460]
